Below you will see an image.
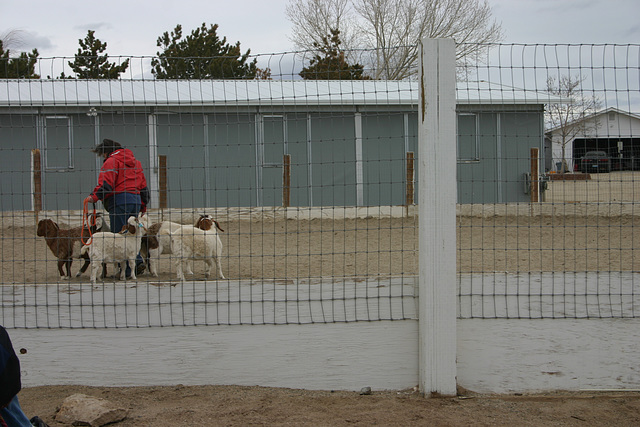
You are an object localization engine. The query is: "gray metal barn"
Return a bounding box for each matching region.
[0,80,547,211]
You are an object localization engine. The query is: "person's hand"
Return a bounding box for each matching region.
[84,196,94,205]
[140,203,147,214]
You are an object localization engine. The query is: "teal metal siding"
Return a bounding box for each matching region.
[456,110,542,203]
[0,115,37,211]
[286,113,310,207]
[310,113,357,206]
[457,112,499,203]
[157,113,207,208]
[41,114,97,210]
[500,112,541,203]
[362,112,409,206]
[0,106,542,210]
[208,113,257,207]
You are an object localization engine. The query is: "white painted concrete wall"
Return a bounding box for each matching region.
[11,318,640,393]
[12,322,420,391]
[457,318,640,393]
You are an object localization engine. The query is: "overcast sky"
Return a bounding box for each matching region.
[1,0,639,80]
[2,0,639,57]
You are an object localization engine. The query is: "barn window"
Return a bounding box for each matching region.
[457,113,478,161]
[44,116,73,170]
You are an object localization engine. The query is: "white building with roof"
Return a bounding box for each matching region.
[545,107,640,171]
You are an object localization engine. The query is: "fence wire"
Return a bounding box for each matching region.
[1,43,639,328]
[456,43,640,318]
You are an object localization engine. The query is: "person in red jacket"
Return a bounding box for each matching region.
[84,139,150,277]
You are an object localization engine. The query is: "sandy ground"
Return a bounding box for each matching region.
[17,385,640,426]
[3,214,640,284]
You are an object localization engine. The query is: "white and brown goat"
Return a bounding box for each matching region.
[170,214,225,281]
[81,214,149,284]
[37,213,109,280]
[141,214,224,277]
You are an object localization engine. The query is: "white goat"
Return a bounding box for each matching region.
[141,215,224,277]
[81,213,149,284]
[171,215,225,281]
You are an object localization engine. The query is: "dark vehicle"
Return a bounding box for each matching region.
[580,151,611,173]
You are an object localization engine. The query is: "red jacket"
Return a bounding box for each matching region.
[88,148,149,205]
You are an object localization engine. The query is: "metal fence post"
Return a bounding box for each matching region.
[418,38,457,396]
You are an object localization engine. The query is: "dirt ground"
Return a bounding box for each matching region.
[2,214,640,284]
[18,385,640,426]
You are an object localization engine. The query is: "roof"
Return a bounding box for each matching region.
[0,79,562,108]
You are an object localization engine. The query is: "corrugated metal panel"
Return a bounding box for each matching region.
[0,80,562,107]
[0,80,415,107]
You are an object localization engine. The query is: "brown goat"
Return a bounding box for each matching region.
[36,214,108,279]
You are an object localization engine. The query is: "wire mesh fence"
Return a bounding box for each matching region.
[1,43,639,328]
[456,43,640,319]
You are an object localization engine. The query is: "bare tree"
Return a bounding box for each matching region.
[1,29,40,79]
[546,75,602,173]
[286,0,503,79]
[286,0,360,52]
[354,0,424,79]
[0,29,27,50]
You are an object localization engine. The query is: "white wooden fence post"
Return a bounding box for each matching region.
[418,38,457,396]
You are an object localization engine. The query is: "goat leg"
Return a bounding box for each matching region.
[64,259,73,279]
[77,253,91,277]
[57,260,68,280]
[215,257,226,280]
[175,259,186,282]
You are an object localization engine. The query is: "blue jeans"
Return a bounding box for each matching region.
[107,193,143,277]
[0,395,32,426]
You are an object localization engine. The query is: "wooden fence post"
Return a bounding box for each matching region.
[31,149,42,217]
[418,38,457,397]
[159,155,167,210]
[406,151,415,206]
[283,154,291,208]
[530,148,539,203]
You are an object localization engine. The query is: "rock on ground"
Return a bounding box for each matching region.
[54,394,128,427]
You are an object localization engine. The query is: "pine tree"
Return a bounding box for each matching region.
[0,40,40,79]
[299,29,367,80]
[65,30,129,79]
[151,23,258,79]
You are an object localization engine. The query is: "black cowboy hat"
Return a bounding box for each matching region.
[92,138,122,155]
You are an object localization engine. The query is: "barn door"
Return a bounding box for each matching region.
[258,115,286,206]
